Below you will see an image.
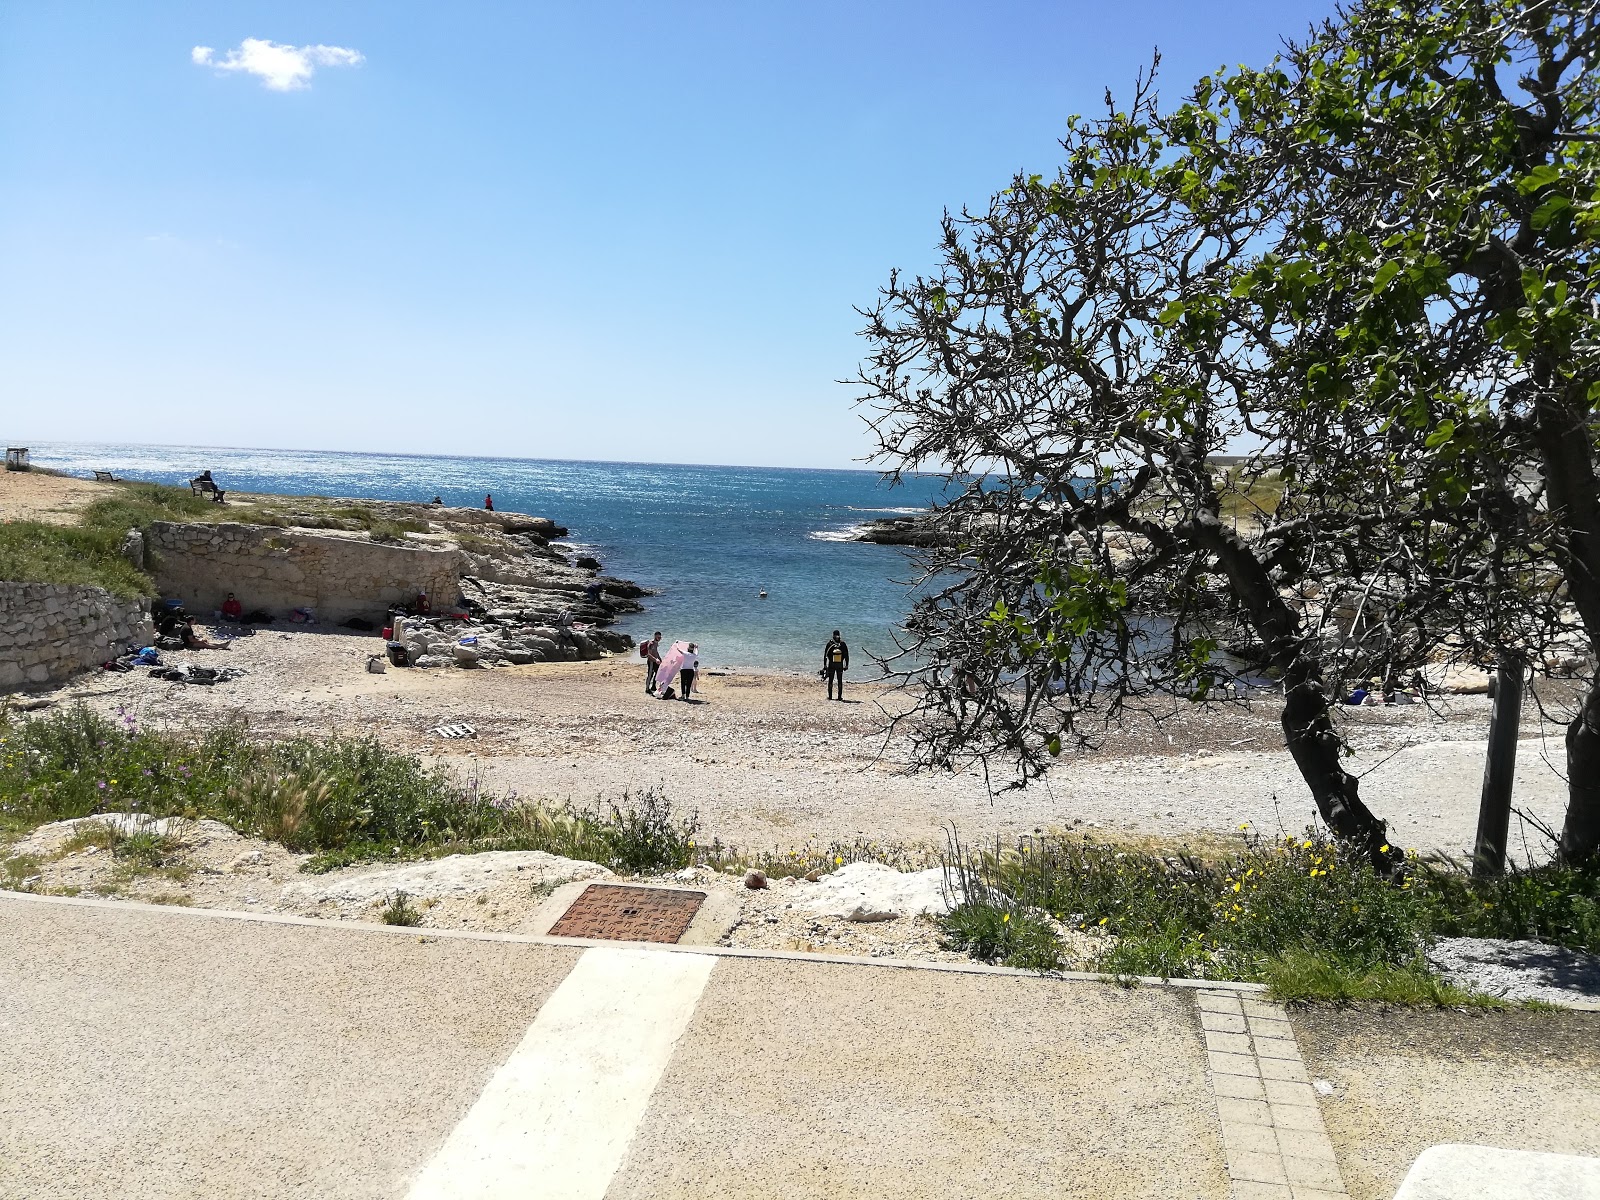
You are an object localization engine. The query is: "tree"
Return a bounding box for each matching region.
[1201,0,1600,860]
[856,66,1499,871]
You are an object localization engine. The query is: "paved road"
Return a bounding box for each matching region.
[2,893,1594,1200]
[1,895,1234,1199]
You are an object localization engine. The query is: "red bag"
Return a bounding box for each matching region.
[638,641,650,658]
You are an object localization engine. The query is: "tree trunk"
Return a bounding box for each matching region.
[1533,389,1600,864]
[1560,680,1600,864]
[1280,667,1401,872]
[1473,654,1523,877]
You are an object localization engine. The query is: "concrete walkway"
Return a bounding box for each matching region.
[0,892,1589,1199]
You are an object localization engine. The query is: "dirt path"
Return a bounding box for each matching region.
[0,468,117,525]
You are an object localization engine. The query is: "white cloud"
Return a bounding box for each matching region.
[191,38,363,91]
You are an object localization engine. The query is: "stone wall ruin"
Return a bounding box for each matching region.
[145,522,463,625]
[0,582,154,690]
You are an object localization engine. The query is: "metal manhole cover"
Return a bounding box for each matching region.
[547,884,707,943]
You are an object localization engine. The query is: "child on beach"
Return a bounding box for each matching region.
[679,643,699,701]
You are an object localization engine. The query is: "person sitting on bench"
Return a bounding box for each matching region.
[190,471,226,503]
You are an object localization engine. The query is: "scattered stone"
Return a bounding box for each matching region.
[1313,1079,1335,1096]
[743,869,768,890]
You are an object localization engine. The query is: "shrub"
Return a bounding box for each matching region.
[578,787,699,875]
[381,891,421,926]
[939,902,1063,971]
[0,705,707,876]
[1416,857,1600,954]
[940,828,1445,986]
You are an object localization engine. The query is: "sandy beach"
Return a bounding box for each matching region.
[36,620,1572,863]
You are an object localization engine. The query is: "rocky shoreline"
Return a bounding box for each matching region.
[185,492,651,671]
[847,514,955,547]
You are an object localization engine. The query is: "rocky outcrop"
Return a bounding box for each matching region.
[848,515,957,547]
[0,582,154,690]
[396,588,636,669]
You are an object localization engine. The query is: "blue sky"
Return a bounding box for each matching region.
[1,2,1336,470]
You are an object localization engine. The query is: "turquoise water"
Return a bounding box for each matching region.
[28,442,947,672]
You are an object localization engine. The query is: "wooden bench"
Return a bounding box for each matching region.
[189,476,226,503]
[93,470,118,482]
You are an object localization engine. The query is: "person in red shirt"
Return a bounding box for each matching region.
[484,494,494,511]
[221,592,243,622]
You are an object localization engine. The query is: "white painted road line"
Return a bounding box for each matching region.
[406,945,717,1200]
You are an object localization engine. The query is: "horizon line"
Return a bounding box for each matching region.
[19,437,923,478]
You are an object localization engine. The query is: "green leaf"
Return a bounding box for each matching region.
[1370,260,1402,294]
[1531,193,1573,230]
[1157,299,1187,326]
[1515,164,1563,194]
[1424,419,1455,449]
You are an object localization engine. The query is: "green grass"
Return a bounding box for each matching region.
[0,704,701,876]
[940,902,1064,970]
[0,480,439,597]
[936,828,1600,1003]
[0,482,217,597]
[1262,950,1499,1007]
[0,520,156,597]
[1416,856,1600,953]
[2,851,40,888]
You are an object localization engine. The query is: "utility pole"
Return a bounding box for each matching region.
[1473,653,1524,877]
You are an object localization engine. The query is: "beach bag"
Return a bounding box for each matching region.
[639,641,650,658]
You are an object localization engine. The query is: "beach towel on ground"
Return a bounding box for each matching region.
[653,640,691,694]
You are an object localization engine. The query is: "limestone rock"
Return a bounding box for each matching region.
[794,862,954,923]
[281,851,612,905]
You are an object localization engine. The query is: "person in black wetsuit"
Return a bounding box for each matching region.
[822,630,849,700]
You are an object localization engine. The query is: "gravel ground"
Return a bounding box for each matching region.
[1290,1005,1600,1200]
[31,625,1578,863]
[0,897,585,1200]
[0,467,115,525]
[1427,937,1600,1007]
[610,957,1231,1200]
[5,816,986,962]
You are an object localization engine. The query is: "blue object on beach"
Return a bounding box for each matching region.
[459,636,478,646]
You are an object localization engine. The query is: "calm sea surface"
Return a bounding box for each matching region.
[28,442,947,672]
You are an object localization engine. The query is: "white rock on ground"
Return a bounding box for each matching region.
[1427,937,1600,1007]
[13,813,241,855]
[792,862,954,923]
[281,851,611,905]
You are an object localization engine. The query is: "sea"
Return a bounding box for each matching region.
[26,442,950,673]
